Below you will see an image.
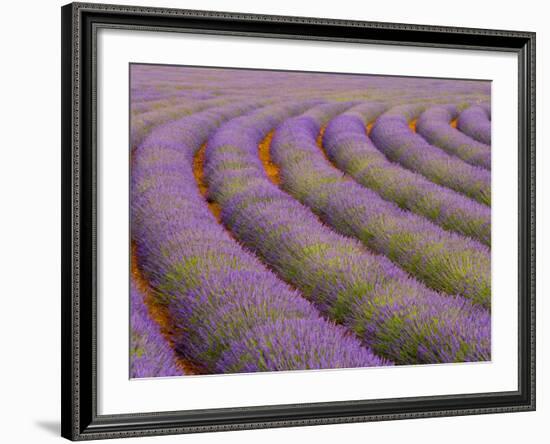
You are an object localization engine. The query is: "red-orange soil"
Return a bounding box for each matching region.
[366,122,374,135]
[316,125,333,163]
[193,143,222,222]
[258,130,281,185]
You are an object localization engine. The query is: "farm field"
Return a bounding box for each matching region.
[129,64,491,378]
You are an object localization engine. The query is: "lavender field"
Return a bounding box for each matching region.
[129,64,491,378]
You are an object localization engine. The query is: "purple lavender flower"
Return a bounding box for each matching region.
[416,105,491,170]
[130,278,183,378]
[480,102,491,119]
[370,105,491,205]
[457,105,492,145]
[130,97,272,149]
[218,319,385,373]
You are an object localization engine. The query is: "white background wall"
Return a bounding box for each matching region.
[0,0,545,442]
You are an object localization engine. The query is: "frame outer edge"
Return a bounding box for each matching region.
[529,32,536,411]
[62,2,83,441]
[61,1,536,440]
[61,4,70,439]
[71,1,534,38]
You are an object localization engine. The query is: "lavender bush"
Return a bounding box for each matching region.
[130,278,183,378]
[416,105,491,170]
[457,105,492,145]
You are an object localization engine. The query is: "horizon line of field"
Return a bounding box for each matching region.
[130,97,492,377]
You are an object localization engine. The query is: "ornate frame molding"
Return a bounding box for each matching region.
[61,3,535,440]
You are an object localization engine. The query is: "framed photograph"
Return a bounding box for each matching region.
[61,2,536,440]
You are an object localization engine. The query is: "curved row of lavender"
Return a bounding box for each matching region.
[322,105,491,245]
[130,278,183,378]
[480,102,492,119]
[131,101,387,376]
[131,99,217,149]
[205,101,490,364]
[415,105,491,170]
[370,104,491,206]
[457,105,492,145]
[131,97,272,150]
[271,105,491,308]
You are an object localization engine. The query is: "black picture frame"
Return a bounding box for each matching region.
[61,2,536,440]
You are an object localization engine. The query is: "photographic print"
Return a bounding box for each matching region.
[129,64,492,379]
